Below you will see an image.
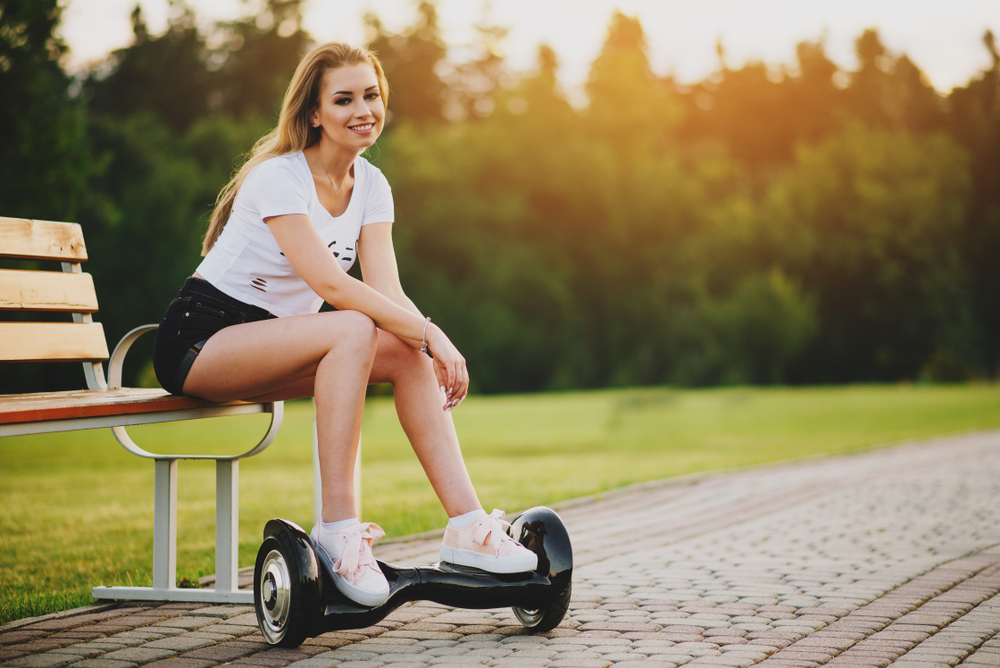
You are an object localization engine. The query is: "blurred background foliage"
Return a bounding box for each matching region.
[2,0,999,393]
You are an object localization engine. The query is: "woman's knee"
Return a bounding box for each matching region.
[333,310,378,355]
[375,330,432,383]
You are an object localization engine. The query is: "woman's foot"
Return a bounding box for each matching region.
[310,520,390,607]
[440,509,538,573]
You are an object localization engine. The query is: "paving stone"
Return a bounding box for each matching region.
[65,643,126,654]
[100,647,178,663]
[66,659,139,668]
[150,619,219,632]
[489,660,551,668]
[48,634,104,643]
[4,654,81,667]
[1,633,48,646]
[180,642,262,662]
[97,633,156,644]
[49,646,109,659]
[96,637,148,649]
[378,631,460,642]
[221,614,259,628]
[141,637,216,653]
[22,620,93,633]
[200,625,255,637]
[185,607,254,620]
[142,660,218,668]
[235,658,293,667]
[299,637,352,649]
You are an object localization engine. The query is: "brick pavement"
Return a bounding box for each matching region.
[4,430,1000,668]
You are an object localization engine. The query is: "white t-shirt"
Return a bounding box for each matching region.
[197,152,394,317]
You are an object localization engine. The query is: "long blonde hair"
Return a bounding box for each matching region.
[202,43,389,255]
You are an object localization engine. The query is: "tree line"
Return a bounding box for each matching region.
[2,0,999,393]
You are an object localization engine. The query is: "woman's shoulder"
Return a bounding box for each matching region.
[354,155,389,187]
[354,155,382,175]
[249,151,308,183]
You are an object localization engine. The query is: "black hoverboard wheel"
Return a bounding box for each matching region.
[507,506,573,632]
[253,519,323,647]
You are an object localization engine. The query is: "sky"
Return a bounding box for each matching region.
[60,0,1000,100]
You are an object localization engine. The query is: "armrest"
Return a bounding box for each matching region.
[109,324,160,389]
[107,324,284,461]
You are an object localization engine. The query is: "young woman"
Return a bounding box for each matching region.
[152,43,535,608]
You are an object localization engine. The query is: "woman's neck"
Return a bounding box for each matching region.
[312,141,358,184]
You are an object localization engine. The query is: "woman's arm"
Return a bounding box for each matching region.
[357,222,422,327]
[266,214,467,401]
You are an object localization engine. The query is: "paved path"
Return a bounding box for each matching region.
[4,431,1000,668]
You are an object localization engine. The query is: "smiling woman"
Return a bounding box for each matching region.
[148,42,537,608]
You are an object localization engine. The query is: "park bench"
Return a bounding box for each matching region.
[0,216,284,604]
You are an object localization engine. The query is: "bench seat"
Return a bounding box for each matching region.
[0,388,254,426]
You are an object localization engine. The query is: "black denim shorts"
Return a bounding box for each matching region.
[152,277,276,395]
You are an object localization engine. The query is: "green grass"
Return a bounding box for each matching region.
[2,383,999,625]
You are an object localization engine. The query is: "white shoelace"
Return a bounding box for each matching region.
[472,509,513,556]
[332,522,385,580]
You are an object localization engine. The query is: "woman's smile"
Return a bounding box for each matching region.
[312,63,385,153]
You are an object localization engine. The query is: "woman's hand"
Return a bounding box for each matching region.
[425,324,468,411]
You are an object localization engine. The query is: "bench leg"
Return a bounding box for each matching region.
[215,460,239,593]
[93,456,252,603]
[153,459,178,591]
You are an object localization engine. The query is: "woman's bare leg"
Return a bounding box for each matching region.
[181,310,378,523]
[368,330,481,517]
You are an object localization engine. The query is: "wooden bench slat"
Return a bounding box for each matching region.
[0,388,256,425]
[0,269,100,312]
[0,322,109,362]
[0,218,88,261]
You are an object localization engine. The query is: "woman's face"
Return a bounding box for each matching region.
[311,63,385,153]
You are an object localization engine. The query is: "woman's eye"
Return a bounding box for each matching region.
[365,93,380,101]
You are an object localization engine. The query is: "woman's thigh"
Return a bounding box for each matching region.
[182,310,376,402]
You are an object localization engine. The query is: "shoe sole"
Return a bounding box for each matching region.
[312,540,390,608]
[440,545,538,573]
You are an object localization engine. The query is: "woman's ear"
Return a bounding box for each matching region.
[310,106,320,128]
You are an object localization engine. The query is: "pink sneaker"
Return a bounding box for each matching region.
[440,509,538,573]
[310,521,390,607]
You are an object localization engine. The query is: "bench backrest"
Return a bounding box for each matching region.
[0,217,109,389]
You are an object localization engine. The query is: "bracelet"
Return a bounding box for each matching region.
[420,316,431,355]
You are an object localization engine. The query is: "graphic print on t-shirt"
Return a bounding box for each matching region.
[279,238,353,263]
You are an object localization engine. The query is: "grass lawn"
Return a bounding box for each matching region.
[2,383,999,625]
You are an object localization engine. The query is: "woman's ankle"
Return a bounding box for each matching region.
[448,508,486,530]
[321,517,359,533]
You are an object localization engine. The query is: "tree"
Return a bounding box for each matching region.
[83,2,212,132]
[760,126,973,380]
[0,0,90,221]
[210,0,312,120]
[0,0,96,392]
[847,29,945,132]
[365,1,448,126]
[677,36,846,166]
[585,12,681,152]
[947,30,1000,376]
